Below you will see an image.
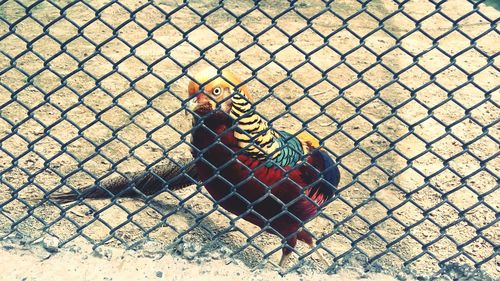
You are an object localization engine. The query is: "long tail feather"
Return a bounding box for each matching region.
[50,158,199,204]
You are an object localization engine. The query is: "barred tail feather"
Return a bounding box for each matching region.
[50,159,198,204]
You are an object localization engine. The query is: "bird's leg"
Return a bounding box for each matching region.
[297,229,329,266]
[279,235,297,267]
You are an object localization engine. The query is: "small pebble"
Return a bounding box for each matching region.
[42,236,60,253]
[93,247,112,260]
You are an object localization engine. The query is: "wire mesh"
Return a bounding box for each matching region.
[0,0,498,279]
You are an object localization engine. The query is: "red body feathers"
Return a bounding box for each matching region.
[188,69,340,266]
[191,111,339,262]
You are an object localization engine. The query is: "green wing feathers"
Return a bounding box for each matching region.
[271,131,304,167]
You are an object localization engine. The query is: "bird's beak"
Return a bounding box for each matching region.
[185,93,215,116]
[185,99,198,116]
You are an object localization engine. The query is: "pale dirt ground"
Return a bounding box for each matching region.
[1,244,400,281]
[0,0,499,280]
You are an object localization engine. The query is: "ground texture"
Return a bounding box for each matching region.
[0,0,498,280]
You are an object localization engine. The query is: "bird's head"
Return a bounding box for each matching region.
[187,68,250,116]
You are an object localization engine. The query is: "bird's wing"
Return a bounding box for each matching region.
[230,92,339,204]
[295,149,340,205]
[264,130,303,167]
[282,130,340,205]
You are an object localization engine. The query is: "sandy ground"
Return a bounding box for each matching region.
[1,242,402,281]
[0,0,499,280]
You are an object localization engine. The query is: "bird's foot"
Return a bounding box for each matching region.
[278,252,292,268]
[307,242,329,267]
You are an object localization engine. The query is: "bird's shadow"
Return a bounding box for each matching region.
[145,198,267,268]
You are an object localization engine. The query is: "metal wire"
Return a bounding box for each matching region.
[0,0,498,279]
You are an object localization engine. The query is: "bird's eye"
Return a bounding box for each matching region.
[212,87,222,96]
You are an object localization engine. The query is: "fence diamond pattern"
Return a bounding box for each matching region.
[0,0,498,279]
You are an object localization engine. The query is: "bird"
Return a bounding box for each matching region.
[50,68,341,268]
[187,68,340,267]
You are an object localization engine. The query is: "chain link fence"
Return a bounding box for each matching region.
[0,0,498,279]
